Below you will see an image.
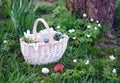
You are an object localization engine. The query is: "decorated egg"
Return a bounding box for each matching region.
[54,32,62,41]
[54,64,64,73]
[44,38,49,43]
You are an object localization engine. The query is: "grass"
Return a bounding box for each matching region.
[0,0,120,83]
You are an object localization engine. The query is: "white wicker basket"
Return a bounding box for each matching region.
[20,18,69,65]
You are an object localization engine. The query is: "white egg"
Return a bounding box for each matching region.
[42,67,49,74]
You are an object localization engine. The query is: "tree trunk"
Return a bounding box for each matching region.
[66,0,117,27]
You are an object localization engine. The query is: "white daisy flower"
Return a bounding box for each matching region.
[109,55,115,60]
[42,67,49,74]
[68,30,73,33]
[24,29,31,38]
[85,60,89,65]
[72,37,76,40]
[56,26,60,29]
[94,27,97,30]
[4,40,7,43]
[98,24,101,27]
[73,59,77,63]
[83,13,87,17]
[96,20,99,23]
[87,35,91,38]
[69,29,75,33]
[71,29,75,32]
[112,68,116,73]
[90,18,94,22]
[87,25,91,29]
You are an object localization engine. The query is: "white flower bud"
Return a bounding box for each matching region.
[87,25,91,29]
[83,13,87,17]
[85,60,89,65]
[109,55,115,60]
[96,20,99,23]
[98,24,101,27]
[112,68,116,73]
[87,35,91,38]
[4,40,7,43]
[94,27,97,30]
[90,18,94,22]
[56,26,60,29]
[72,37,76,40]
[73,59,77,63]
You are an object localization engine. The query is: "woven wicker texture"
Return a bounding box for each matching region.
[20,18,69,65]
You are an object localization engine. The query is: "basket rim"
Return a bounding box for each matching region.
[20,34,69,46]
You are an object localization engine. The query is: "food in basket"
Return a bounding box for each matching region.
[44,38,49,43]
[54,32,62,41]
[22,28,65,43]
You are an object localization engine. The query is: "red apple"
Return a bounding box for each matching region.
[54,64,64,73]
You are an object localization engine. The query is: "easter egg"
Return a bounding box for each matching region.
[44,38,49,43]
[54,33,62,41]
[54,64,64,73]
[42,67,49,74]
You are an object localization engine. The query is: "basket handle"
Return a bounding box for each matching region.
[33,18,53,43]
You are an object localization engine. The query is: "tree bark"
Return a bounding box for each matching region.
[66,0,117,27]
